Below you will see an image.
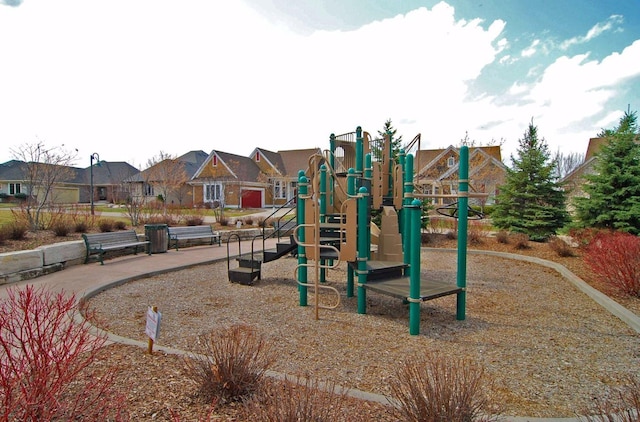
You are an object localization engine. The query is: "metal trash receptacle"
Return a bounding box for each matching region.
[145,224,168,254]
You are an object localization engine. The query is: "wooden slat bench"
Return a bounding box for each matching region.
[82,230,150,265]
[167,225,221,251]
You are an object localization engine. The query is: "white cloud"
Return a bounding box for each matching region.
[0,1,637,170]
[560,14,624,50]
[521,39,540,57]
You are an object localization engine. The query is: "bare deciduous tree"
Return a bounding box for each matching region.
[145,151,188,214]
[554,150,585,179]
[10,141,78,230]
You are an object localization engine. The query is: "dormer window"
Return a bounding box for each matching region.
[447,157,455,167]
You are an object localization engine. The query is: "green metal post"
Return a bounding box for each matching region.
[329,133,336,171]
[297,171,308,306]
[346,168,356,297]
[356,186,369,314]
[386,130,393,197]
[364,154,373,258]
[355,126,363,175]
[319,165,327,283]
[403,154,414,274]
[457,146,469,320]
[408,198,422,335]
[329,133,336,210]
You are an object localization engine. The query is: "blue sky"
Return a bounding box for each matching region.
[0,0,638,168]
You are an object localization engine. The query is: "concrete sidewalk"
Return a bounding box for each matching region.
[0,240,596,421]
[0,237,279,300]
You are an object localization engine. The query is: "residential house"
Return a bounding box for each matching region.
[0,159,138,205]
[249,147,322,206]
[414,145,507,207]
[190,150,265,208]
[84,161,139,204]
[561,137,611,212]
[125,151,208,206]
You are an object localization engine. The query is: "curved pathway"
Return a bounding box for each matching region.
[3,243,638,422]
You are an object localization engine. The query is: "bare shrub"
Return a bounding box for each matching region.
[428,217,456,234]
[244,215,254,226]
[241,375,354,421]
[445,230,457,240]
[218,215,230,227]
[580,374,640,422]
[0,285,128,421]
[4,221,29,240]
[389,353,499,422]
[255,217,266,228]
[495,230,510,244]
[467,221,486,245]
[51,219,72,237]
[185,215,205,226]
[184,324,276,403]
[74,220,89,233]
[584,231,640,297]
[114,220,127,230]
[548,236,575,257]
[512,233,530,250]
[98,219,114,232]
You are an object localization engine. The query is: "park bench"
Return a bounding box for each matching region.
[82,230,150,265]
[167,225,221,251]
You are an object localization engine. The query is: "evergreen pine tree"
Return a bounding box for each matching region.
[492,120,569,240]
[373,119,403,161]
[575,110,640,234]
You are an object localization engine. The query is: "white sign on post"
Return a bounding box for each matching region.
[145,307,162,341]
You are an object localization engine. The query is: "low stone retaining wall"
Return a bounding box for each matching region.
[0,227,273,285]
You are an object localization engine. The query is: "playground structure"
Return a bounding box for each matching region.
[227,126,478,335]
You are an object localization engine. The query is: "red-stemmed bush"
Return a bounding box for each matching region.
[0,285,129,421]
[584,231,640,297]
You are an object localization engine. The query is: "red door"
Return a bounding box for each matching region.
[241,189,262,208]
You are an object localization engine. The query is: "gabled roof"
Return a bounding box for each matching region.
[585,137,607,161]
[0,160,87,184]
[192,150,262,183]
[437,148,506,182]
[177,150,209,179]
[415,145,503,177]
[89,161,139,185]
[251,148,284,176]
[277,148,321,177]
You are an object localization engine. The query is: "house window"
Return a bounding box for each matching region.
[9,183,21,195]
[205,183,222,201]
[447,157,455,167]
[256,151,261,162]
[212,155,218,167]
[143,183,154,197]
[274,180,285,199]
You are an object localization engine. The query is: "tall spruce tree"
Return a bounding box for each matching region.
[492,120,569,240]
[574,110,640,234]
[373,119,403,161]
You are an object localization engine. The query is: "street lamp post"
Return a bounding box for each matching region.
[90,152,100,216]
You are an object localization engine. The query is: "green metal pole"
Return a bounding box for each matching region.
[403,154,414,274]
[319,164,327,283]
[386,130,393,197]
[364,154,373,259]
[457,146,469,320]
[355,126,363,175]
[346,168,356,297]
[356,186,369,314]
[297,171,308,306]
[409,198,422,335]
[329,133,336,210]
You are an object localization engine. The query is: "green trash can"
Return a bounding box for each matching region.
[145,224,168,254]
